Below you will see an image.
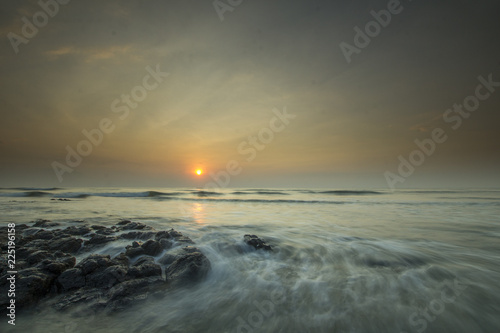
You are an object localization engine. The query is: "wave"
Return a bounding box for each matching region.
[193,191,224,197]
[147,191,183,197]
[0,191,53,197]
[232,191,289,195]
[26,191,52,197]
[305,190,383,195]
[56,191,184,199]
[174,197,345,204]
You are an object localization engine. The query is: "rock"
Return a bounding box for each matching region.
[90,225,107,230]
[34,230,55,240]
[57,268,85,291]
[48,236,83,254]
[121,222,150,230]
[52,289,105,311]
[158,246,201,265]
[32,219,60,228]
[165,252,211,283]
[127,257,162,279]
[63,226,92,236]
[159,238,172,250]
[0,268,53,310]
[86,265,128,289]
[141,240,162,256]
[111,253,129,267]
[155,231,171,240]
[95,228,116,235]
[105,277,164,313]
[120,231,156,240]
[244,234,272,251]
[0,221,209,315]
[26,250,51,265]
[85,234,117,246]
[169,230,183,238]
[77,254,112,275]
[125,246,145,258]
[174,236,195,244]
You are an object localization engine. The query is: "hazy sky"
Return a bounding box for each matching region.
[1,0,499,188]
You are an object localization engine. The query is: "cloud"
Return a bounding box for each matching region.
[44,44,140,63]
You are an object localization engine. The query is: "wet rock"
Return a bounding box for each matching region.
[12,268,53,305]
[120,231,156,240]
[121,222,150,230]
[32,219,61,228]
[125,246,145,258]
[26,250,51,265]
[174,236,195,244]
[52,289,105,311]
[34,230,55,240]
[127,257,162,279]
[165,252,211,283]
[77,254,113,275]
[141,240,162,256]
[155,230,171,240]
[22,228,42,237]
[57,268,86,291]
[105,277,164,313]
[244,234,272,251]
[95,228,116,236]
[62,226,92,236]
[90,225,107,230]
[87,265,128,289]
[159,238,172,250]
[1,222,210,315]
[169,230,183,238]
[0,267,56,311]
[48,236,82,254]
[111,253,130,267]
[158,246,201,265]
[85,234,117,246]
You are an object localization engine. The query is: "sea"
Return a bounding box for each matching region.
[0,187,499,333]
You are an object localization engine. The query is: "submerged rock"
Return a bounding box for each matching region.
[244,234,273,251]
[165,252,211,283]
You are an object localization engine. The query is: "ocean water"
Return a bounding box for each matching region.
[1,187,499,333]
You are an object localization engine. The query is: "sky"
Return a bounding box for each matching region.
[0,0,499,189]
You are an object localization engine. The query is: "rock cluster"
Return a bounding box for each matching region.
[244,234,273,251]
[0,220,211,315]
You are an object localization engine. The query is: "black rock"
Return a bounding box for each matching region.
[85,234,117,246]
[127,259,162,279]
[62,226,92,236]
[57,268,86,291]
[86,265,128,289]
[125,246,145,258]
[158,246,201,265]
[105,277,164,313]
[48,236,83,254]
[120,231,156,240]
[244,234,272,251]
[165,252,211,283]
[141,240,162,256]
[111,253,130,267]
[32,219,60,228]
[76,254,113,275]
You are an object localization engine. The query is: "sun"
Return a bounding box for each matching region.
[196,169,203,176]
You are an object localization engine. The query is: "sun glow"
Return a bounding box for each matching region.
[196,169,203,176]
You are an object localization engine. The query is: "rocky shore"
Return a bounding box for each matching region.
[0,219,271,316]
